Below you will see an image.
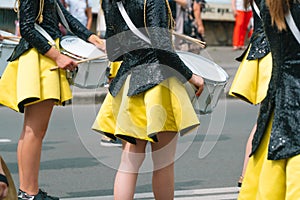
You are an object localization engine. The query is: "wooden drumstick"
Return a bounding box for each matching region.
[49,54,107,71]
[2,35,21,41]
[172,32,206,48]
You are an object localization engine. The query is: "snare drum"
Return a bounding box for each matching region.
[177,51,229,114]
[0,30,19,77]
[60,35,108,88]
[60,35,105,59]
[73,58,109,89]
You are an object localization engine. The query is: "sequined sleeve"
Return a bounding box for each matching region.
[57,0,93,41]
[19,0,52,55]
[19,0,93,55]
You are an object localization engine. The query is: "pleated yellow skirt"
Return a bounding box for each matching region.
[229,45,272,105]
[108,61,121,78]
[92,75,200,144]
[238,114,300,200]
[0,40,72,113]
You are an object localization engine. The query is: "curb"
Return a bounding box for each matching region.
[70,88,236,105]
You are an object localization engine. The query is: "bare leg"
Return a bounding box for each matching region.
[151,132,178,200]
[239,123,257,185]
[18,100,55,195]
[114,140,147,200]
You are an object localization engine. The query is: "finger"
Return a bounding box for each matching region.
[68,65,75,71]
[195,87,203,97]
[71,61,78,68]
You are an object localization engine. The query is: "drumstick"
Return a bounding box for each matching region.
[2,35,21,41]
[172,32,206,48]
[50,54,107,71]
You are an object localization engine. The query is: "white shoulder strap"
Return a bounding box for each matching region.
[56,1,72,33]
[252,1,261,19]
[253,1,299,45]
[285,10,300,45]
[34,23,56,46]
[116,1,151,44]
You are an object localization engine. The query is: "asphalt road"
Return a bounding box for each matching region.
[0,46,258,199]
[0,98,259,199]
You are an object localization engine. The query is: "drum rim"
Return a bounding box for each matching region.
[176,50,229,83]
[202,77,228,84]
[60,35,105,59]
[0,41,19,46]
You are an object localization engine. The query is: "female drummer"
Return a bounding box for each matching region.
[229,0,272,187]
[0,0,104,199]
[92,0,204,199]
[238,0,300,199]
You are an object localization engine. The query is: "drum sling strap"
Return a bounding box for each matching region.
[253,1,300,45]
[34,1,73,47]
[285,10,300,45]
[116,2,205,48]
[116,2,151,44]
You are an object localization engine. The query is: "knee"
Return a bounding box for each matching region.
[118,151,146,173]
[152,150,175,171]
[22,126,47,140]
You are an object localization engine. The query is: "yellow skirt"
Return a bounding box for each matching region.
[92,76,200,144]
[238,114,300,200]
[0,40,72,113]
[229,45,272,105]
[108,61,121,79]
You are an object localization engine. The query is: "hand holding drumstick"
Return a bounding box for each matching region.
[49,54,107,71]
[46,33,106,71]
[189,74,205,97]
[46,47,78,71]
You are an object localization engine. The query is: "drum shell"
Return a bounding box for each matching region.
[0,43,16,77]
[177,51,229,115]
[73,59,109,89]
[185,79,227,114]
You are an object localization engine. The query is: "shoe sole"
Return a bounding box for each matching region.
[100,142,122,147]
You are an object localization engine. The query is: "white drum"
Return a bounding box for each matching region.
[72,59,108,89]
[60,35,108,88]
[177,51,229,114]
[60,35,105,59]
[0,30,19,77]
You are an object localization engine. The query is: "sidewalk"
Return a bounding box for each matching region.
[71,46,242,104]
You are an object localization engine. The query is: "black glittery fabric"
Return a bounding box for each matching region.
[102,0,193,97]
[250,0,300,160]
[8,0,93,61]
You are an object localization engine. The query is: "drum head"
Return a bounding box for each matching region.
[177,51,228,83]
[0,30,19,45]
[60,35,105,59]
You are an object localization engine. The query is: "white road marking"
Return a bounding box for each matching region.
[61,187,240,200]
[0,139,11,143]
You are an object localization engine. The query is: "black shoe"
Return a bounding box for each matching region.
[18,189,59,200]
[38,189,59,200]
[237,182,242,187]
[237,175,244,188]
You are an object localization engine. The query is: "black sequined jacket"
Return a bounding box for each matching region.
[102,0,193,97]
[8,0,93,61]
[250,0,300,160]
[236,0,270,62]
